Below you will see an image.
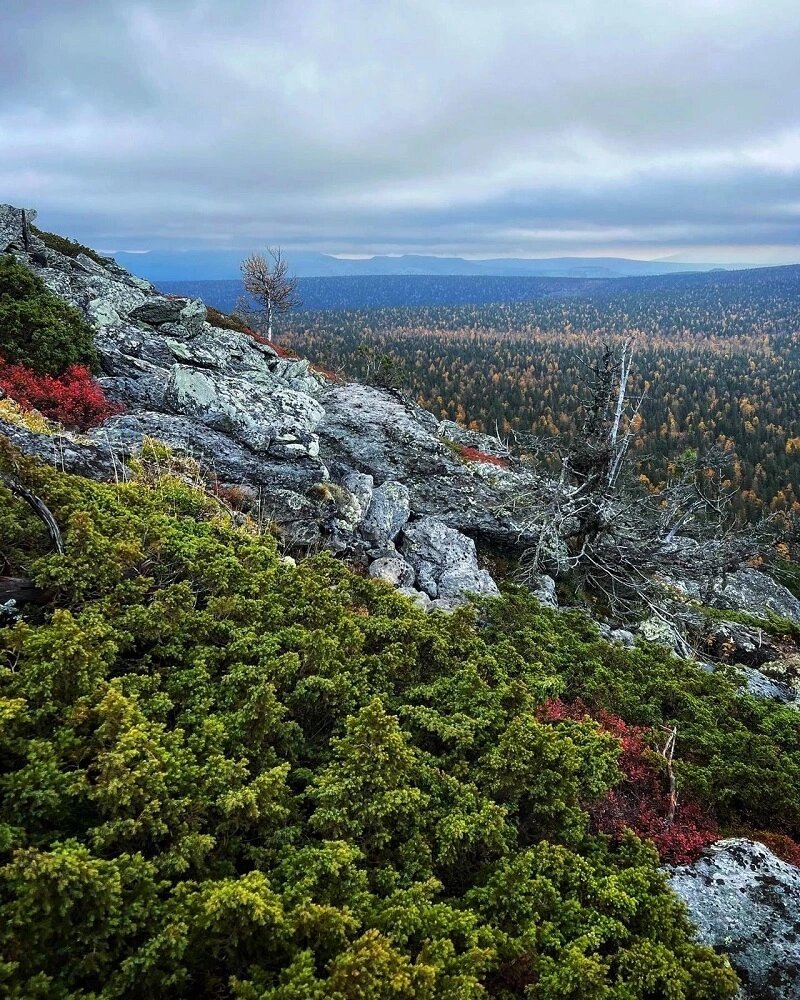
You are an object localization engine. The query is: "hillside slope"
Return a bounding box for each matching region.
[2,204,800,998]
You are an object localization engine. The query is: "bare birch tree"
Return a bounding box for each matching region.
[240,248,299,342]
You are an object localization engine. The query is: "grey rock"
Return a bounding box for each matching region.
[400,517,499,600]
[179,298,207,332]
[609,628,636,648]
[74,252,109,276]
[397,587,432,611]
[0,205,35,252]
[361,480,410,545]
[733,665,799,706]
[669,838,800,998]
[369,555,416,588]
[129,297,186,325]
[318,383,526,541]
[367,545,398,559]
[163,366,324,458]
[712,568,800,626]
[342,470,374,519]
[255,487,323,548]
[428,597,468,612]
[0,418,129,482]
[638,616,687,655]
[438,419,511,460]
[96,413,328,491]
[527,572,558,608]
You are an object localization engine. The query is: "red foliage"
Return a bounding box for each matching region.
[0,358,123,431]
[458,444,511,468]
[753,832,800,867]
[538,699,718,864]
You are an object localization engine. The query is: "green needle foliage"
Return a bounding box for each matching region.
[0,256,99,374]
[6,443,795,998]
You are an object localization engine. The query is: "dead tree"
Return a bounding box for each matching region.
[240,248,299,342]
[505,342,766,622]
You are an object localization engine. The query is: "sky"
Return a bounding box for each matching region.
[2,0,799,262]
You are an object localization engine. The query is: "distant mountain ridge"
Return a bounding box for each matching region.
[157,262,800,314]
[113,247,749,283]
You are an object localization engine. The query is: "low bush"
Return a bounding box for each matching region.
[0,448,742,998]
[30,224,106,266]
[0,255,99,374]
[0,358,122,430]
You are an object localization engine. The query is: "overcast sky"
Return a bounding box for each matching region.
[2,0,799,260]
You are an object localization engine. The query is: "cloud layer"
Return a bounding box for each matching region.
[2,0,799,259]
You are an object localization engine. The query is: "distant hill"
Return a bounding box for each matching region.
[158,274,604,312]
[115,247,744,283]
[157,263,800,314]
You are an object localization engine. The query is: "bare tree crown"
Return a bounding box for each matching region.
[240,248,299,341]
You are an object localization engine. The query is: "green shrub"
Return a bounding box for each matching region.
[206,305,251,333]
[0,451,742,998]
[30,224,106,266]
[0,255,99,374]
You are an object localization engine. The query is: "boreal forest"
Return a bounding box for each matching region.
[279,264,800,526]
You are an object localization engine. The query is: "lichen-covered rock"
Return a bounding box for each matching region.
[0,418,129,482]
[399,517,499,600]
[163,365,324,458]
[0,205,35,252]
[369,555,416,588]
[669,839,800,999]
[129,297,187,326]
[712,568,800,626]
[638,616,687,655]
[527,572,558,608]
[438,419,511,459]
[342,470,374,519]
[360,480,410,546]
[95,413,328,491]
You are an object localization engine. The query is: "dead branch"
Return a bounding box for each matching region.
[1,473,64,554]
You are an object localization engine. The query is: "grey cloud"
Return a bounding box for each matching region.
[1,0,798,260]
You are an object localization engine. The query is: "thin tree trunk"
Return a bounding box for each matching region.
[267,297,273,342]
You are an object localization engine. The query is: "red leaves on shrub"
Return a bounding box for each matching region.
[538,698,718,864]
[753,832,800,868]
[0,357,123,430]
[458,444,511,468]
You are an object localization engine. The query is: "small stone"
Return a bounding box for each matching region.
[369,555,416,588]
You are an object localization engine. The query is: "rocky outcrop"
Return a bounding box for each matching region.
[1,202,519,606]
[1,205,35,253]
[712,568,800,626]
[399,516,499,602]
[669,839,800,999]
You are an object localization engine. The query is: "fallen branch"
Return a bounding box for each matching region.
[1,473,64,554]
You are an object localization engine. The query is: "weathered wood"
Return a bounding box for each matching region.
[0,576,44,603]
[1,473,64,554]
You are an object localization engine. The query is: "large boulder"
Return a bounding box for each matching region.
[669,839,800,999]
[317,383,533,543]
[360,480,410,546]
[369,555,416,588]
[163,366,324,458]
[96,413,327,491]
[129,297,187,326]
[712,568,800,626]
[399,516,499,600]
